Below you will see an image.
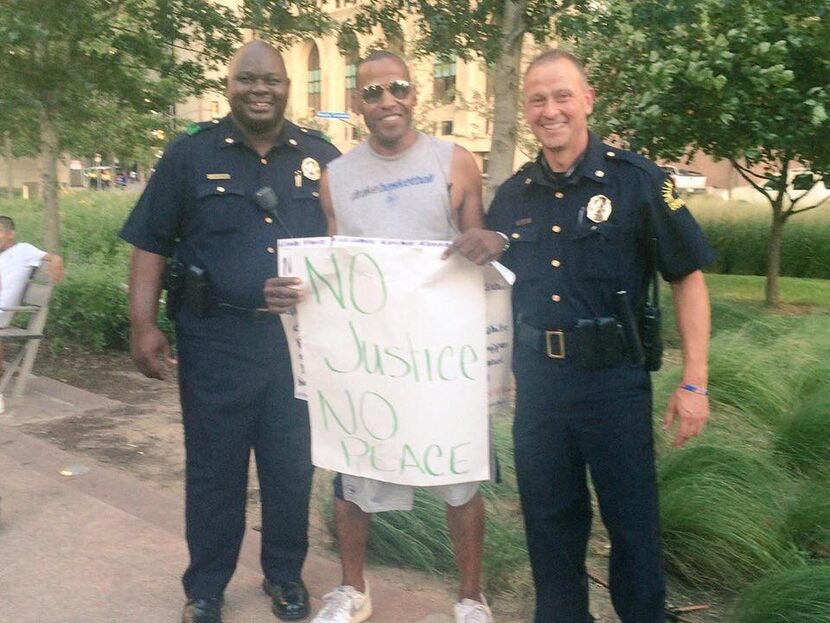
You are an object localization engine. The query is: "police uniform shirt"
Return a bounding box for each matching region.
[487,132,715,330]
[121,115,340,310]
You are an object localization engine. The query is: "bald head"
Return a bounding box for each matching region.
[226,40,290,138]
[228,40,286,78]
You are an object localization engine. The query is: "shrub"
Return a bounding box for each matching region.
[689,196,830,279]
[782,479,830,559]
[731,565,830,623]
[658,442,800,589]
[48,263,131,350]
[774,386,830,477]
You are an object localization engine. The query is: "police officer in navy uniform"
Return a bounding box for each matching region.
[121,41,339,623]
[485,50,715,623]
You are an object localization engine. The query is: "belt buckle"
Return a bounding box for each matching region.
[545,329,565,359]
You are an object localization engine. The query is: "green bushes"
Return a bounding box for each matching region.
[774,386,830,477]
[731,565,830,623]
[658,442,799,588]
[781,479,830,559]
[48,263,131,350]
[688,196,830,279]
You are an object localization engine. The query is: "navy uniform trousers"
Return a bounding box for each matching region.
[513,344,665,623]
[176,308,312,599]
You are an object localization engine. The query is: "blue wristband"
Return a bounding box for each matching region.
[679,383,708,396]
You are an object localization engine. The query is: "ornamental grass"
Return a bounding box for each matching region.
[731,565,830,623]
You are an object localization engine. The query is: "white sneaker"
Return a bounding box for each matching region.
[311,582,372,623]
[454,594,493,623]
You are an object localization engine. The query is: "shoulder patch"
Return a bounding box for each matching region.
[662,178,686,211]
[186,121,215,136]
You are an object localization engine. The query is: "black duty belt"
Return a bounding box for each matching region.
[515,318,630,368]
[214,301,274,321]
[515,320,573,359]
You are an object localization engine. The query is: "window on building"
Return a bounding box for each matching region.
[433,54,457,104]
[308,43,321,111]
[441,120,454,135]
[478,153,489,177]
[345,54,357,111]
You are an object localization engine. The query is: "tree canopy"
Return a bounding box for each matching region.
[0,0,335,249]
[562,0,830,304]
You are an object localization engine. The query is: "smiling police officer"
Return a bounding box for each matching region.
[486,50,715,623]
[121,41,339,623]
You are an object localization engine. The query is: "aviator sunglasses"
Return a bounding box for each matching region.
[360,79,412,104]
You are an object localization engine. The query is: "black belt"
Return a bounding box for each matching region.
[214,301,274,321]
[515,320,573,359]
[515,318,630,367]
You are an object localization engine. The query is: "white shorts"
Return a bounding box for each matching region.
[340,473,481,513]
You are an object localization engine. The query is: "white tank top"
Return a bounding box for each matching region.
[326,132,456,240]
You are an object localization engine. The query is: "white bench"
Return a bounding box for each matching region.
[0,261,56,397]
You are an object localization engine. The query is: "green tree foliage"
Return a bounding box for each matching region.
[0,0,245,249]
[561,0,830,305]
[335,0,570,203]
[239,0,333,44]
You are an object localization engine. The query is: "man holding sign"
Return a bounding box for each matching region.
[265,51,505,623]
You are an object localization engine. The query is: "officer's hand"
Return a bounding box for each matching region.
[442,229,507,265]
[130,324,176,380]
[264,277,303,314]
[663,386,710,448]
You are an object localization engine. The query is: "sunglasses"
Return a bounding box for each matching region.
[360,80,412,104]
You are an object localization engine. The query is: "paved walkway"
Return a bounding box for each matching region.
[0,376,459,623]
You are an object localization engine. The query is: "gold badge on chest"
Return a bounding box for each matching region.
[586,194,613,223]
[301,157,321,181]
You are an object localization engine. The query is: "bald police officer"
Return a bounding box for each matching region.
[121,41,339,623]
[485,50,714,623]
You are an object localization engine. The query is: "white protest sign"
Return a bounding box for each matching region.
[278,237,513,487]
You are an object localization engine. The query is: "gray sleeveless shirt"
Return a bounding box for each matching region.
[326,132,457,240]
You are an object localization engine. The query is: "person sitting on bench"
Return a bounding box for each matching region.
[0,216,64,374]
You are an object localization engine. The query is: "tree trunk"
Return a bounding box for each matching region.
[484,0,526,208]
[764,206,786,307]
[4,133,12,199]
[37,102,61,251]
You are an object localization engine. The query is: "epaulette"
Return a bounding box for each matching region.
[509,161,534,179]
[186,120,219,136]
[603,146,662,179]
[297,126,333,144]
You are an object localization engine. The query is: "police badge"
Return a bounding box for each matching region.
[586,194,613,223]
[301,157,321,181]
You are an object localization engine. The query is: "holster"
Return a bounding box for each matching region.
[164,260,212,320]
[182,265,211,319]
[163,259,185,321]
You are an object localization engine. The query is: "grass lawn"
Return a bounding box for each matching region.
[705,273,830,307]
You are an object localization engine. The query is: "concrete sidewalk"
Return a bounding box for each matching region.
[0,376,459,623]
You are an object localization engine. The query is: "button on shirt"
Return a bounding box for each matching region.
[121,116,340,310]
[487,133,715,330]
